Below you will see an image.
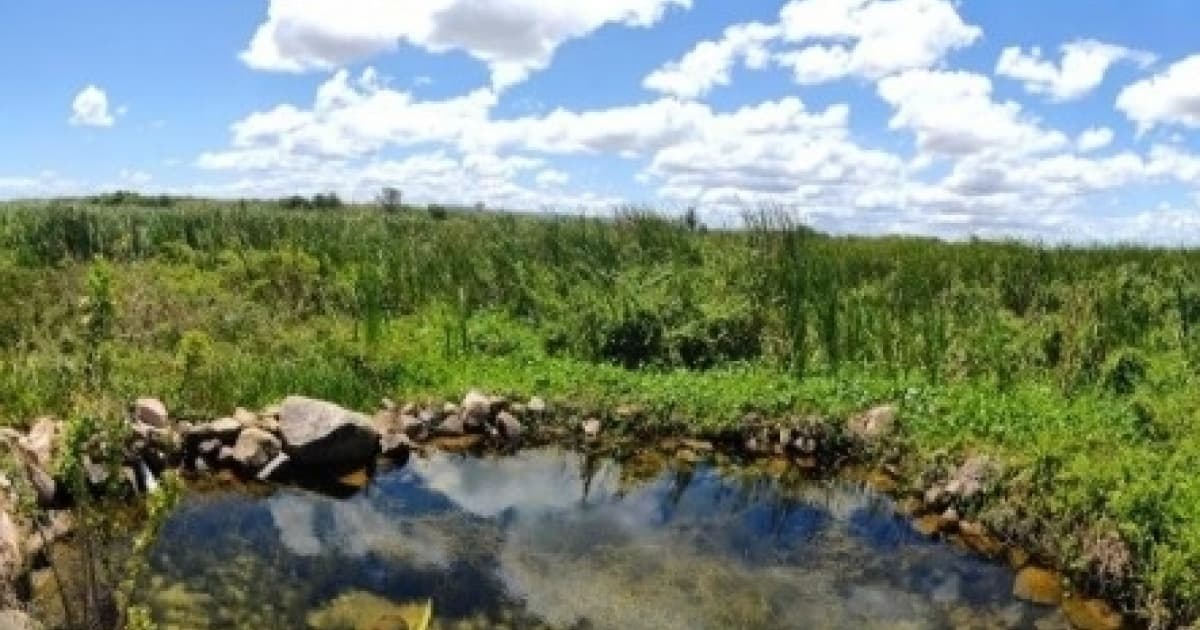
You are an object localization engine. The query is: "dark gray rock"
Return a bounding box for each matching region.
[278,396,380,467]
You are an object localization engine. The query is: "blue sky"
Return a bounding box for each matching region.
[2,1,1199,242]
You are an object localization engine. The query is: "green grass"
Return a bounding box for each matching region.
[1,199,1199,624]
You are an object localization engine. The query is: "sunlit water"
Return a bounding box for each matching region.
[142,448,1054,629]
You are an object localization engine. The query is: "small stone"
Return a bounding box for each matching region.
[232,427,282,470]
[945,455,1001,500]
[527,397,547,414]
[941,507,960,525]
[1008,547,1031,569]
[442,402,459,416]
[24,463,57,507]
[338,469,370,489]
[81,455,110,486]
[866,471,898,493]
[398,414,428,441]
[217,446,237,466]
[913,514,948,537]
[845,405,897,442]
[19,416,62,469]
[233,407,258,428]
[198,438,222,456]
[436,414,466,437]
[764,457,790,477]
[202,417,243,442]
[133,398,169,427]
[581,418,602,439]
[381,432,415,458]
[257,416,281,434]
[381,398,397,411]
[496,411,522,440]
[680,439,713,452]
[257,453,290,481]
[461,390,491,422]
[1061,597,1122,630]
[958,520,1005,558]
[1013,567,1064,605]
[487,395,510,415]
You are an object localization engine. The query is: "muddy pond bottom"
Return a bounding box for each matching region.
[142,448,1055,629]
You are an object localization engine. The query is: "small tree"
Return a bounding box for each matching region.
[377,187,403,212]
[311,192,343,210]
[683,207,701,231]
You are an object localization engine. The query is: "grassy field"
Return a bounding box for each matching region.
[2,197,1199,625]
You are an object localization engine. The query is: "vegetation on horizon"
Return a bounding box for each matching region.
[0,198,1198,625]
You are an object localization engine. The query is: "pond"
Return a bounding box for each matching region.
[140,448,1059,629]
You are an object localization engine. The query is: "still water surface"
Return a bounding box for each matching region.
[143,448,1053,629]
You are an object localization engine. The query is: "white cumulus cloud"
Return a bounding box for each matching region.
[644,0,981,93]
[643,22,779,99]
[877,70,1068,158]
[996,39,1154,102]
[776,0,981,83]
[535,169,570,188]
[1116,54,1200,132]
[1076,127,1114,152]
[241,0,691,90]
[69,85,116,127]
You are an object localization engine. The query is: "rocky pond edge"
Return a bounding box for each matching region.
[0,391,1148,630]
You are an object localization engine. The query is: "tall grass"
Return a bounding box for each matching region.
[3,201,1199,389]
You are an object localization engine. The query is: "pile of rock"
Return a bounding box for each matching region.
[177,390,544,480]
[372,390,541,454]
[737,410,847,465]
[184,397,381,481]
